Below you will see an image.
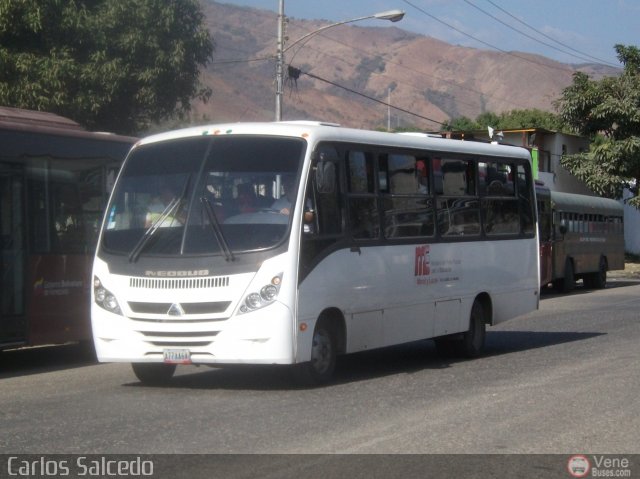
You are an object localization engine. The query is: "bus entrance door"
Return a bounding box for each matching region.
[0,164,26,346]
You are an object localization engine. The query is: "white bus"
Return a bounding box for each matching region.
[91,122,540,385]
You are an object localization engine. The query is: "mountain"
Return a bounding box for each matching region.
[190,1,620,130]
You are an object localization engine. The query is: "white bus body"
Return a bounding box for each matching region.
[92,122,539,384]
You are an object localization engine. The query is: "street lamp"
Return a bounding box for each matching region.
[275,2,405,121]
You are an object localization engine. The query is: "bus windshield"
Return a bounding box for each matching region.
[101,135,306,257]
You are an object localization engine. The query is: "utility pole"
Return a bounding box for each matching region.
[275,0,285,121]
[274,6,404,122]
[387,88,391,132]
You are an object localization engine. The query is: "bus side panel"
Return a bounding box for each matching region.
[296,238,539,361]
[553,233,625,278]
[26,253,91,345]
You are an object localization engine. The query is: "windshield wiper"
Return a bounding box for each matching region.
[128,175,192,263]
[200,196,235,262]
[128,197,181,263]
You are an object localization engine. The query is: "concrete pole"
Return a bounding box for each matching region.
[275,0,285,121]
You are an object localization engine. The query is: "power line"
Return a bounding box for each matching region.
[462,0,615,66]
[401,0,576,73]
[484,0,619,67]
[290,65,446,127]
[292,27,532,111]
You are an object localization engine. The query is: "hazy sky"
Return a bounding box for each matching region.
[217,0,639,67]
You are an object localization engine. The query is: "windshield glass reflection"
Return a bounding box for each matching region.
[102,135,306,256]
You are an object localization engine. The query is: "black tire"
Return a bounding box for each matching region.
[560,259,575,293]
[292,322,337,386]
[592,256,607,289]
[459,300,486,358]
[434,301,486,359]
[131,363,176,385]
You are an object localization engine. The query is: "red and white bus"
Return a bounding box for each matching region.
[91,122,540,385]
[536,185,624,292]
[0,107,136,351]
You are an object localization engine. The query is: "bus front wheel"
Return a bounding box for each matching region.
[292,321,337,386]
[131,363,176,385]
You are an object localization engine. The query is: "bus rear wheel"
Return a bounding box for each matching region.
[591,256,607,289]
[459,300,486,358]
[131,363,176,385]
[435,300,486,358]
[292,321,337,386]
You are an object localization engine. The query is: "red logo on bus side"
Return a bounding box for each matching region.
[415,245,430,277]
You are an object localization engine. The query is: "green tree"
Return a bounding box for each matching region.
[556,44,640,206]
[0,0,214,134]
[441,109,561,132]
[440,116,479,131]
[474,111,500,130]
[498,109,561,130]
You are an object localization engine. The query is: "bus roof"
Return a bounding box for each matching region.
[135,121,533,161]
[0,106,136,144]
[551,191,623,216]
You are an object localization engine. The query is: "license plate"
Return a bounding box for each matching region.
[163,349,191,364]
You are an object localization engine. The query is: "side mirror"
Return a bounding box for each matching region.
[315,161,336,194]
[304,209,315,224]
[559,220,567,236]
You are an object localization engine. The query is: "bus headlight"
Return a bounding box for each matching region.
[260,284,278,301]
[93,276,122,316]
[246,293,262,309]
[239,274,282,314]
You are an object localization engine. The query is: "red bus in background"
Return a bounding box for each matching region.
[536,184,625,292]
[0,107,136,350]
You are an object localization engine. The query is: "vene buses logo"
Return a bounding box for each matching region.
[567,455,591,478]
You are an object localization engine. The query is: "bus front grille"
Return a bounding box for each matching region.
[129,276,230,290]
[128,301,231,315]
[139,331,219,348]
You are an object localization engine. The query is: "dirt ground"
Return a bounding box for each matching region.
[610,261,640,279]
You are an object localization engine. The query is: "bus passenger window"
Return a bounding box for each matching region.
[380,154,434,239]
[438,198,480,236]
[483,199,519,235]
[347,151,379,239]
[479,162,514,197]
[517,164,534,235]
[383,197,434,238]
[439,159,476,196]
[310,161,342,236]
[347,151,375,193]
[385,154,424,195]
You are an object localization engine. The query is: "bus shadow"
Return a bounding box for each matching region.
[540,278,640,298]
[0,342,97,379]
[482,330,603,357]
[333,330,603,385]
[129,330,603,390]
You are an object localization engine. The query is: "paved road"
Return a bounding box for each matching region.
[1,278,639,459]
